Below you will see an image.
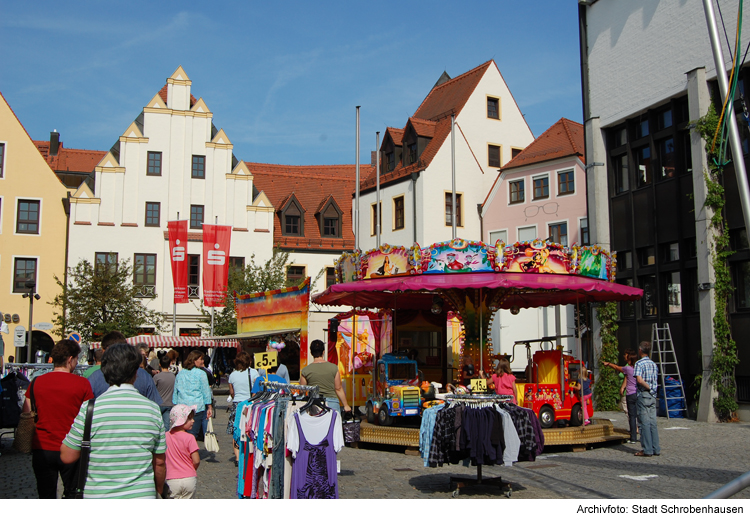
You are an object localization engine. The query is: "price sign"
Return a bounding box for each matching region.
[470,378,487,392]
[254,350,278,370]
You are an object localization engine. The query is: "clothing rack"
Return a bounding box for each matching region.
[260,380,319,399]
[441,394,515,498]
[2,362,90,377]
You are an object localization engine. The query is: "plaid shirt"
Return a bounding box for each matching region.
[634,356,659,397]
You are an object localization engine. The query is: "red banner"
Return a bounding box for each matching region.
[168,220,188,303]
[202,224,232,307]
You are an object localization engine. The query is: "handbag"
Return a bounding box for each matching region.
[12,378,37,454]
[342,415,361,444]
[74,399,96,499]
[204,417,220,453]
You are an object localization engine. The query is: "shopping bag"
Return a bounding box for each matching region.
[204,417,220,452]
[13,411,36,453]
[342,416,360,443]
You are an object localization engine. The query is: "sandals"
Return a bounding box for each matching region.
[634,451,652,457]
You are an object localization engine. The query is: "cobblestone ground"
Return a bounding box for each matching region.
[2,405,749,500]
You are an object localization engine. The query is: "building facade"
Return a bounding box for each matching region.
[67,67,275,337]
[482,118,587,368]
[0,92,71,361]
[580,0,750,420]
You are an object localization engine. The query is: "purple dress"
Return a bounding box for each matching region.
[290,411,339,499]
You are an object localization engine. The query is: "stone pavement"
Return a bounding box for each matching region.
[2,405,749,499]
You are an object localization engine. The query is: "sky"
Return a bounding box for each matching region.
[0,0,583,166]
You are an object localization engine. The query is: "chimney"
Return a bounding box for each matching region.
[371,151,377,166]
[50,130,60,156]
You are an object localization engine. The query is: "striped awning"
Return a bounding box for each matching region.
[89,335,240,350]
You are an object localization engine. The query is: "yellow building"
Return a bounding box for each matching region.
[0,92,70,362]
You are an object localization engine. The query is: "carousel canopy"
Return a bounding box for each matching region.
[312,272,642,310]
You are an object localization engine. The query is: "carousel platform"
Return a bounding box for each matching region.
[355,418,629,450]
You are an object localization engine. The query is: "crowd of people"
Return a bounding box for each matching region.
[25,331,223,499]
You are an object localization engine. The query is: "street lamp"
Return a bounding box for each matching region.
[21,279,41,363]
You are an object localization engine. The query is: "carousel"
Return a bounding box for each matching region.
[313,238,642,449]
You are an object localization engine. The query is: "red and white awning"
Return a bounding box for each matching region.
[89,335,240,350]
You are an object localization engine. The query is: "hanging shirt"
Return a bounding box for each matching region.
[495,407,520,466]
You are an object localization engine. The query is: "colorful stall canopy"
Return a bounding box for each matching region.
[90,335,240,349]
[312,272,642,310]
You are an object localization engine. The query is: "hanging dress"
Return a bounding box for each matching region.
[290,411,339,499]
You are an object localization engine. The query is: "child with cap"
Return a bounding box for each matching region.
[165,404,201,498]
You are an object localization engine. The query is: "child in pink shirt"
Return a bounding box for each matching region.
[166,404,201,499]
[490,358,517,403]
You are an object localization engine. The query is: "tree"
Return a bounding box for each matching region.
[50,256,165,342]
[595,301,620,411]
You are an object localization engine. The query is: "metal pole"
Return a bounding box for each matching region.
[479,289,483,373]
[376,131,381,248]
[451,113,457,239]
[211,215,217,337]
[27,292,33,363]
[702,0,750,233]
[173,212,179,336]
[703,470,750,499]
[355,106,361,251]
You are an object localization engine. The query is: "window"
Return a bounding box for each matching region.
[487,97,500,119]
[613,154,629,194]
[579,218,590,245]
[657,108,672,130]
[488,145,501,168]
[13,258,37,293]
[634,118,649,139]
[0,143,5,178]
[147,151,162,176]
[489,230,507,245]
[229,257,245,272]
[617,251,633,272]
[393,196,405,230]
[190,205,204,229]
[385,152,395,172]
[735,261,750,309]
[134,253,156,296]
[509,180,525,204]
[371,202,382,235]
[16,199,40,234]
[282,199,303,236]
[188,255,200,298]
[558,170,575,195]
[180,328,202,337]
[326,267,336,289]
[613,127,627,147]
[518,225,537,242]
[444,193,462,227]
[192,155,205,179]
[286,265,305,285]
[619,278,636,319]
[408,143,417,164]
[662,242,679,262]
[638,247,655,267]
[549,222,568,246]
[635,145,652,187]
[533,176,549,200]
[641,274,657,317]
[511,148,523,159]
[95,252,118,276]
[321,203,340,238]
[145,202,160,227]
[657,137,676,179]
[664,271,682,314]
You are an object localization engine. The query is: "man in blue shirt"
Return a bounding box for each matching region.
[633,341,660,457]
[87,331,162,405]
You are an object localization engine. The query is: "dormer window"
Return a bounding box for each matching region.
[385,152,395,172]
[318,197,343,238]
[281,195,305,237]
[408,143,417,164]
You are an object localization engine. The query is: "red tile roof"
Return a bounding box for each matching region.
[244,163,357,252]
[500,118,584,171]
[361,61,493,193]
[158,84,198,108]
[385,127,404,146]
[34,140,106,173]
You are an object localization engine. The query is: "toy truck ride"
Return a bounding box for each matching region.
[514,337,592,428]
[365,352,422,426]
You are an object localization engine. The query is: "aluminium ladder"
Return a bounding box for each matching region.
[650,323,687,419]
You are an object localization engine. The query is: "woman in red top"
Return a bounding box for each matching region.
[22,340,93,499]
[489,358,517,403]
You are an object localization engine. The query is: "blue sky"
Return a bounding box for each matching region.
[1,1,583,166]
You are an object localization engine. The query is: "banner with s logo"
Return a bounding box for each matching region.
[202,224,232,307]
[168,220,189,303]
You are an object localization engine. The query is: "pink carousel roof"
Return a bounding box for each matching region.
[312,272,642,311]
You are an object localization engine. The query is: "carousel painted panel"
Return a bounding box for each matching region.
[504,239,571,274]
[335,250,361,283]
[571,245,614,281]
[421,239,495,274]
[361,244,414,279]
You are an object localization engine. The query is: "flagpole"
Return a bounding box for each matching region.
[210,215,217,338]
[375,131,380,248]
[173,212,179,336]
[355,106,360,251]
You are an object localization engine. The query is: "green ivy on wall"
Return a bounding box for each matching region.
[694,104,740,421]
[595,301,620,411]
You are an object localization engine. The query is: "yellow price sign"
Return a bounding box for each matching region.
[470,378,487,392]
[254,350,278,370]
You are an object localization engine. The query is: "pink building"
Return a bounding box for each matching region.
[481,118,587,248]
